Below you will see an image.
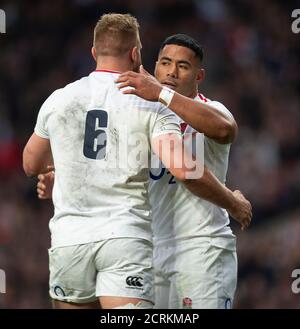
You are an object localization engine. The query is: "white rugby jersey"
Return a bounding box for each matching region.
[34,70,181,248]
[149,94,236,250]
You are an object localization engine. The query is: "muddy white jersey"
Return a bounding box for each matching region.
[34,70,181,247]
[149,94,236,250]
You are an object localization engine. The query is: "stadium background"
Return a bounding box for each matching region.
[0,0,299,308]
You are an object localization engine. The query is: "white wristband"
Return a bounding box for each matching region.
[158,86,175,107]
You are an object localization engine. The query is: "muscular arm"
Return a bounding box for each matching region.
[183,170,252,230]
[167,93,237,144]
[182,166,235,210]
[116,68,237,144]
[23,133,53,177]
[151,133,251,229]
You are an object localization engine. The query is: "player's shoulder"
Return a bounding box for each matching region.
[58,75,90,100]
[198,93,234,120]
[122,91,165,114]
[43,75,90,108]
[139,99,167,114]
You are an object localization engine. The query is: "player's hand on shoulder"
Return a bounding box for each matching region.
[37,165,55,200]
[116,65,162,101]
[229,190,252,230]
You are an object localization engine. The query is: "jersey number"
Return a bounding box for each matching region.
[83,109,108,160]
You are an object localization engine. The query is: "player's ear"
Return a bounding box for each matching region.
[131,46,138,63]
[91,46,97,62]
[196,68,205,84]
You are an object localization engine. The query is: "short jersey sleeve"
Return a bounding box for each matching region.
[208,101,234,121]
[150,104,182,139]
[34,90,59,139]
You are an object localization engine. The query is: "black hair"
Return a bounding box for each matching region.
[159,34,204,62]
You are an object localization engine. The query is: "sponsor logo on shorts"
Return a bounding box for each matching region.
[54,285,66,297]
[182,297,193,309]
[126,276,143,290]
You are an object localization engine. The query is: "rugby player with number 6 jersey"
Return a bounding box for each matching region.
[23,15,251,309]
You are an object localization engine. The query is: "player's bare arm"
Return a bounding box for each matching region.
[184,169,252,230]
[116,67,237,144]
[23,133,53,177]
[151,133,252,230]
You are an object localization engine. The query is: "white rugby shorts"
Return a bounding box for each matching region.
[153,237,237,309]
[49,238,154,304]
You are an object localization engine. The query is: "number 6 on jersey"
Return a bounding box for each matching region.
[83,109,108,160]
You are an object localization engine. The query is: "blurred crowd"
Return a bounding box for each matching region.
[235,210,300,308]
[0,0,299,308]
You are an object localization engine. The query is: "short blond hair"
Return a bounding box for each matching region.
[93,13,141,57]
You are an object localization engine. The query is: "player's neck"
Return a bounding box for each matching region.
[190,91,198,99]
[95,58,134,73]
